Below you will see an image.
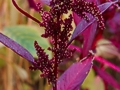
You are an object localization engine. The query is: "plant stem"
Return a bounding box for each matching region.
[54,45,57,90]
[53,28,58,90]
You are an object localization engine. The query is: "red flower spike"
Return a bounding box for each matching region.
[29,0,105,86]
[50,0,72,16]
[0,0,115,89]
[12,0,106,87]
[30,41,56,84]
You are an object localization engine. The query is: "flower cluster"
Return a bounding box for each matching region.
[1,0,120,89]
[49,0,105,30]
[29,41,55,83]
[72,0,105,30]
[29,0,105,85]
[30,1,74,84]
[30,12,74,84]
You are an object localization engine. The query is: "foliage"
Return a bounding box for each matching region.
[0,0,120,90]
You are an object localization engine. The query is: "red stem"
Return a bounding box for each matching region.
[53,16,62,90]
[54,38,58,90]
[53,30,58,90]
[12,0,40,24]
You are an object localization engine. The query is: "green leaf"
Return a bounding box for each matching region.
[82,69,95,89]
[3,25,51,58]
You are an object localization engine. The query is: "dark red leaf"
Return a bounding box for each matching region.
[91,30,103,49]
[107,12,120,33]
[57,56,94,90]
[93,66,120,89]
[81,22,97,57]
[0,33,34,63]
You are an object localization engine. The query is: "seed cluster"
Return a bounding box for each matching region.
[30,0,105,84]
[30,13,74,84]
[49,0,105,30]
[47,15,75,64]
[29,41,56,83]
[50,0,72,16]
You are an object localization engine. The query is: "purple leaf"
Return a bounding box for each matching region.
[82,22,97,57]
[27,0,38,11]
[107,12,120,33]
[95,56,120,72]
[72,86,80,90]
[93,66,120,89]
[57,56,94,90]
[69,1,117,44]
[0,33,34,63]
